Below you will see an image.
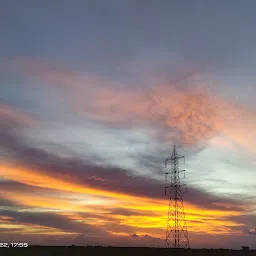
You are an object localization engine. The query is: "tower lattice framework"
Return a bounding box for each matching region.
[164,145,190,249]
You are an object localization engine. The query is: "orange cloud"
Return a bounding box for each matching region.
[0,103,37,126]
[11,58,256,153]
[0,162,246,238]
[74,83,256,155]
[8,58,120,94]
[7,58,255,153]
[0,163,149,202]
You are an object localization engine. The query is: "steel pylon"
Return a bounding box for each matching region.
[164,145,190,249]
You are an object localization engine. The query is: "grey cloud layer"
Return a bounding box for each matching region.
[1,120,250,213]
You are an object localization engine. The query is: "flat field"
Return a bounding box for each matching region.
[1,247,255,256]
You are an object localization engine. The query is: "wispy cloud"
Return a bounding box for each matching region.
[0,118,251,245]
[0,103,37,126]
[7,58,256,154]
[1,121,251,212]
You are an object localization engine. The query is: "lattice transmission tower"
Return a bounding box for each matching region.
[164,145,190,249]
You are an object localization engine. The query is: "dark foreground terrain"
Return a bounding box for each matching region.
[1,246,255,256]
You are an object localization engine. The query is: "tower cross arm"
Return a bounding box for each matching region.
[165,155,185,167]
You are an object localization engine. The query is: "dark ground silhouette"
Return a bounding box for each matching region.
[1,246,255,256]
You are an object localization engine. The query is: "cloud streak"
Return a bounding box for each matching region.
[0,103,37,127]
[1,121,251,213]
[7,58,256,154]
[0,117,251,245]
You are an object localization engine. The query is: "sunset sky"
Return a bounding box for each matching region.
[0,0,256,249]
